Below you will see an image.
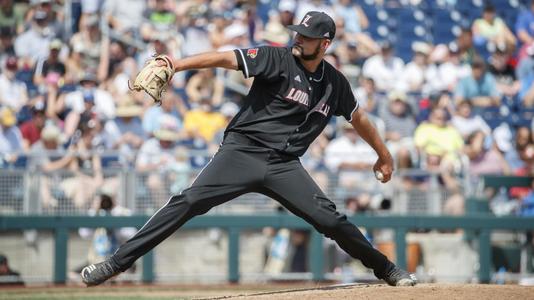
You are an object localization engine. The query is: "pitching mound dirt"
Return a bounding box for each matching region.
[202,283,534,300]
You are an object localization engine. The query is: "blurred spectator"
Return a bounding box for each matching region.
[472,4,516,51]
[69,14,107,79]
[354,77,383,114]
[362,41,405,92]
[103,0,145,36]
[325,122,377,190]
[29,122,70,208]
[295,0,334,23]
[464,130,510,177]
[520,179,534,216]
[260,16,291,47]
[77,192,136,268]
[426,44,459,93]
[487,44,520,98]
[61,121,104,208]
[220,22,249,50]
[456,27,477,66]
[29,0,64,38]
[102,97,145,163]
[454,56,501,107]
[518,45,534,107]
[403,42,432,93]
[379,90,417,167]
[0,0,24,34]
[515,0,534,48]
[60,72,115,137]
[208,11,231,49]
[181,8,212,56]
[451,100,491,141]
[143,0,176,31]
[136,115,183,205]
[212,101,239,145]
[0,26,15,61]
[334,0,368,35]
[278,0,296,27]
[0,56,28,112]
[415,108,464,171]
[417,91,454,124]
[19,102,47,150]
[0,107,23,165]
[185,69,224,106]
[33,38,66,89]
[0,254,24,286]
[14,9,56,66]
[142,91,186,137]
[183,97,226,143]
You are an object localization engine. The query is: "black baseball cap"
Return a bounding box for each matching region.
[287,11,336,40]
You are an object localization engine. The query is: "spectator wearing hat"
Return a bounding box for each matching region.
[136,114,182,206]
[454,56,501,108]
[29,122,71,208]
[69,13,106,74]
[379,90,417,168]
[0,56,28,113]
[472,4,516,51]
[60,72,115,138]
[0,106,23,165]
[362,41,406,92]
[143,90,186,137]
[0,254,24,286]
[14,8,56,66]
[102,96,146,163]
[403,42,432,93]
[19,102,47,150]
[278,0,296,27]
[33,38,66,89]
[143,0,176,31]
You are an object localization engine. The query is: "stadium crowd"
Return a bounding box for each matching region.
[0,0,533,216]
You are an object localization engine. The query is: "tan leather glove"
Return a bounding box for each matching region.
[130,55,175,105]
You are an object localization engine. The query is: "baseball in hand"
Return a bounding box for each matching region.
[375,170,384,181]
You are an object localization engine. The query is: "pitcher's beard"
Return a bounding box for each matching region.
[292,43,321,61]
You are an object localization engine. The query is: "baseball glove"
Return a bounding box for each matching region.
[129,54,175,105]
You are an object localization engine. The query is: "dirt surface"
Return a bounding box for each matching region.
[1,283,533,299]
[208,284,534,300]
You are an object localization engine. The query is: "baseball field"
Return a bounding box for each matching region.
[1,283,533,300]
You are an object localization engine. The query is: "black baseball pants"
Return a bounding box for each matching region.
[110,132,393,279]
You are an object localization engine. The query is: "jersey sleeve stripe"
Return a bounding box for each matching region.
[347,101,359,122]
[237,49,249,78]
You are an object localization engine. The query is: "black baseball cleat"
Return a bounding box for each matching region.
[383,265,417,286]
[81,260,121,287]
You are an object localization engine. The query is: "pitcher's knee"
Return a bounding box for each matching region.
[170,190,213,217]
[315,217,343,237]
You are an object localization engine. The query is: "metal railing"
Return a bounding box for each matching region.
[1,214,532,284]
[0,162,466,216]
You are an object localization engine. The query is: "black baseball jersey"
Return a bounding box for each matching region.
[226,46,359,157]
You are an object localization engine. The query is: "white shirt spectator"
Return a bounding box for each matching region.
[103,0,145,33]
[64,89,116,119]
[451,114,492,139]
[362,54,405,92]
[0,73,28,112]
[136,138,176,170]
[14,27,53,64]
